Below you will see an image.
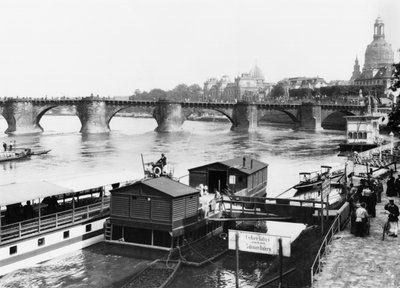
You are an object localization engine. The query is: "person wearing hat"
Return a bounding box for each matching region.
[384,198,400,237]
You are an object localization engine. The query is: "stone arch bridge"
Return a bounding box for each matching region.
[0,98,365,134]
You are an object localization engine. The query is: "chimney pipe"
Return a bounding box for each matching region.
[243,157,246,167]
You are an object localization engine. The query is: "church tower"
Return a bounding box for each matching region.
[352,16,394,88]
[350,57,361,83]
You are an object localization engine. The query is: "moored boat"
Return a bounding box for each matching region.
[0,170,141,276]
[0,149,31,163]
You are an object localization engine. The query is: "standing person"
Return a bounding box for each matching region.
[8,141,13,151]
[375,178,383,203]
[355,202,369,237]
[2,142,6,152]
[395,175,400,197]
[384,198,399,237]
[387,175,396,197]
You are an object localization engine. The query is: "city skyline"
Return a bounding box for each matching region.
[0,0,399,98]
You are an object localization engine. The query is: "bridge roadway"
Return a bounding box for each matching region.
[0,98,366,134]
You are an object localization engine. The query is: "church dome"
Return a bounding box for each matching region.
[363,17,394,70]
[249,64,265,80]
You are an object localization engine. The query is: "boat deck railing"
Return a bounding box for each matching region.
[0,198,110,244]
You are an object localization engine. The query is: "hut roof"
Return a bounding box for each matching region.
[189,156,268,175]
[140,177,199,197]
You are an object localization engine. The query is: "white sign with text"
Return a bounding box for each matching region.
[228,230,291,257]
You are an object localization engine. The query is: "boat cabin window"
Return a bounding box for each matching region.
[38,238,45,246]
[86,224,92,232]
[9,245,17,255]
[63,231,70,239]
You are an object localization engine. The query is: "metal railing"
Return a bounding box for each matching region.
[0,198,110,244]
[310,203,350,286]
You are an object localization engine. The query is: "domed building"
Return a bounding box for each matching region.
[203,65,274,102]
[351,16,394,88]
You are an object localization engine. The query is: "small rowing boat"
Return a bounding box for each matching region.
[29,149,51,156]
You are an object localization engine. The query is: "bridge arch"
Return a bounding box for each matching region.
[321,110,355,130]
[258,109,300,126]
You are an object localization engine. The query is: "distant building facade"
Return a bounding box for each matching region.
[286,77,327,89]
[203,65,274,102]
[351,16,394,89]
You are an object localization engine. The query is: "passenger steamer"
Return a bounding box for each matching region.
[0,171,140,276]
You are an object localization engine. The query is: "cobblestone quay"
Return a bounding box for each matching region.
[313,180,400,288]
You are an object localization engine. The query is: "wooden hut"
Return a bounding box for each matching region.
[108,177,221,249]
[188,156,268,197]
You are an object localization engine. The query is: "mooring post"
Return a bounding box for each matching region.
[279,238,283,287]
[236,231,239,288]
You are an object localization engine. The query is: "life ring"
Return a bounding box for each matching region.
[153,166,162,177]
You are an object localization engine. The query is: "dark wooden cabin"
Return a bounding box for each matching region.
[108,177,221,249]
[188,156,268,197]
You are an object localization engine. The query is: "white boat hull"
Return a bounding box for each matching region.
[0,218,107,276]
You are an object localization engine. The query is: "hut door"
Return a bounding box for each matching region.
[208,170,227,194]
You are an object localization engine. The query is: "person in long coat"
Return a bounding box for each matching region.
[384,198,399,237]
[387,175,396,197]
[395,175,400,197]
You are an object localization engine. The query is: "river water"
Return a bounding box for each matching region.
[0,115,347,287]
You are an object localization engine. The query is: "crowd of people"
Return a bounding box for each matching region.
[348,172,399,238]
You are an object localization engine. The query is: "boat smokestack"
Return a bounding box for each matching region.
[243,157,246,167]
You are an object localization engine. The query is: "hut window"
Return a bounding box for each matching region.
[132,196,137,200]
[357,132,362,139]
[348,132,352,139]
[362,132,367,139]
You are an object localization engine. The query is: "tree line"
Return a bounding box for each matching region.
[131,84,202,102]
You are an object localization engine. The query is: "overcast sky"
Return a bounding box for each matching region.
[0,0,399,98]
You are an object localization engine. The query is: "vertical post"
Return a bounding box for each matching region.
[320,188,324,234]
[101,187,104,212]
[279,238,283,287]
[236,232,239,288]
[141,153,146,177]
[38,198,41,233]
[72,195,75,224]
